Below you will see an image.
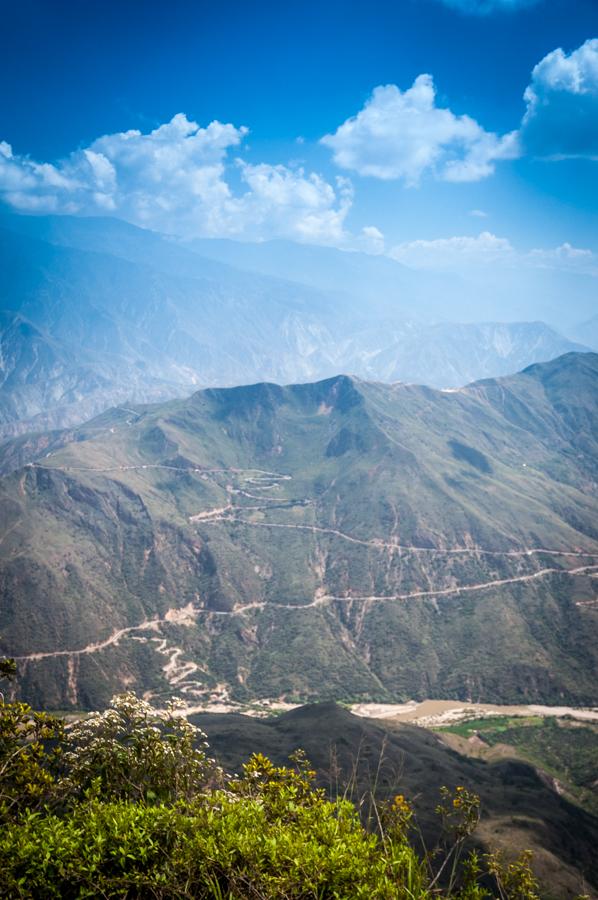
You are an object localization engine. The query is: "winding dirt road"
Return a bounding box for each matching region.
[193,513,598,560]
[13,616,166,662]
[13,563,598,665]
[14,462,596,682]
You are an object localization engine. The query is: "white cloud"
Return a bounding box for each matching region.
[435,0,541,14]
[469,209,488,217]
[528,242,598,275]
[359,225,385,254]
[321,77,519,185]
[389,231,598,276]
[521,39,598,159]
[231,163,353,244]
[0,114,352,244]
[526,38,598,96]
[389,231,514,268]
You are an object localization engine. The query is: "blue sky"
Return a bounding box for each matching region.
[0,0,597,276]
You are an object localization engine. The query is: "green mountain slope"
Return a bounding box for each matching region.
[1,353,597,709]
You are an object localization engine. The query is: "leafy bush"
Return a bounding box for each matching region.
[0,683,542,899]
[61,693,220,804]
[0,700,64,821]
[1,794,429,899]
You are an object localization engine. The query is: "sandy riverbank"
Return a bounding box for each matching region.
[350,699,598,727]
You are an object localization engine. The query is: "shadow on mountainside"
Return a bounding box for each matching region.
[193,702,598,899]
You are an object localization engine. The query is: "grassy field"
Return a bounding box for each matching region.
[436,716,598,815]
[437,715,544,738]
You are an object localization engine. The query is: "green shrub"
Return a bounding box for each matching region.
[0,687,541,899]
[0,794,428,899]
[60,692,220,804]
[0,700,64,822]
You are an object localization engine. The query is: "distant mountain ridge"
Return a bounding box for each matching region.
[0,213,590,436]
[187,233,598,330]
[2,352,597,712]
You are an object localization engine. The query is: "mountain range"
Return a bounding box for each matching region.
[0,212,592,438]
[2,351,597,712]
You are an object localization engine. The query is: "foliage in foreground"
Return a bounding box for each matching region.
[0,678,545,899]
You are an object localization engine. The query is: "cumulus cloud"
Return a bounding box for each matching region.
[389,231,597,276]
[434,0,541,14]
[0,114,352,244]
[521,39,598,159]
[321,77,519,185]
[231,163,353,244]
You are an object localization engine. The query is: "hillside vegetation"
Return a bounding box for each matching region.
[193,702,598,898]
[1,353,597,710]
[1,686,585,899]
[436,715,598,815]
